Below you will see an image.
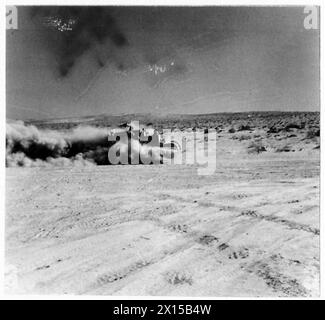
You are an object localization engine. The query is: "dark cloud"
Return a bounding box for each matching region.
[30,6,128,77]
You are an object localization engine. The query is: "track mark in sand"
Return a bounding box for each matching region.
[86,239,199,293]
[195,232,251,262]
[165,271,193,286]
[218,243,229,251]
[269,253,302,266]
[247,261,309,297]
[35,264,50,271]
[241,210,258,218]
[168,224,189,233]
[228,248,249,260]
[164,222,221,247]
[197,235,219,245]
[34,256,67,272]
[95,260,152,287]
[212,241,251,260]
[240,210,319,235]
[26,225,60,242]
[232,193,249,200]
[165,222,251,262]
[87,224,206,292]
[155,193,224,209]
[288,199,300,204]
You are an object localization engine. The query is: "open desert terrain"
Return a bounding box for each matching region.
[5,112,320,296]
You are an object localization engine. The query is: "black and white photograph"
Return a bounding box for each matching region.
[4,3,321,299]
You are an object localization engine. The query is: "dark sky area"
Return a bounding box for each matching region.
[6,6,320,120]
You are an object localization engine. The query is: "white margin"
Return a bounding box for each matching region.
[0,0,323,301]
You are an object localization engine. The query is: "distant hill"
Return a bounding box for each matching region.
[19,111,320,132]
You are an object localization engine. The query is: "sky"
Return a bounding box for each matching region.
[6,6,320,120]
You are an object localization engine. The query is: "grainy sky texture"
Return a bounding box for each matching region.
[6,6,320,120]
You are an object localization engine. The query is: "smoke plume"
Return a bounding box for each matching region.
[6,121,175,167]
[30,7,128,76]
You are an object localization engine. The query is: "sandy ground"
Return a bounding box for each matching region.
[5,131,320,296]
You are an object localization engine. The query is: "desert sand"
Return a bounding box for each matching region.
[5,115,320,296]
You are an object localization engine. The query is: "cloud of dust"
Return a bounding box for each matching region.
[6,121,176,167]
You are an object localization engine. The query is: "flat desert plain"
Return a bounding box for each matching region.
[5,113,320,296]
